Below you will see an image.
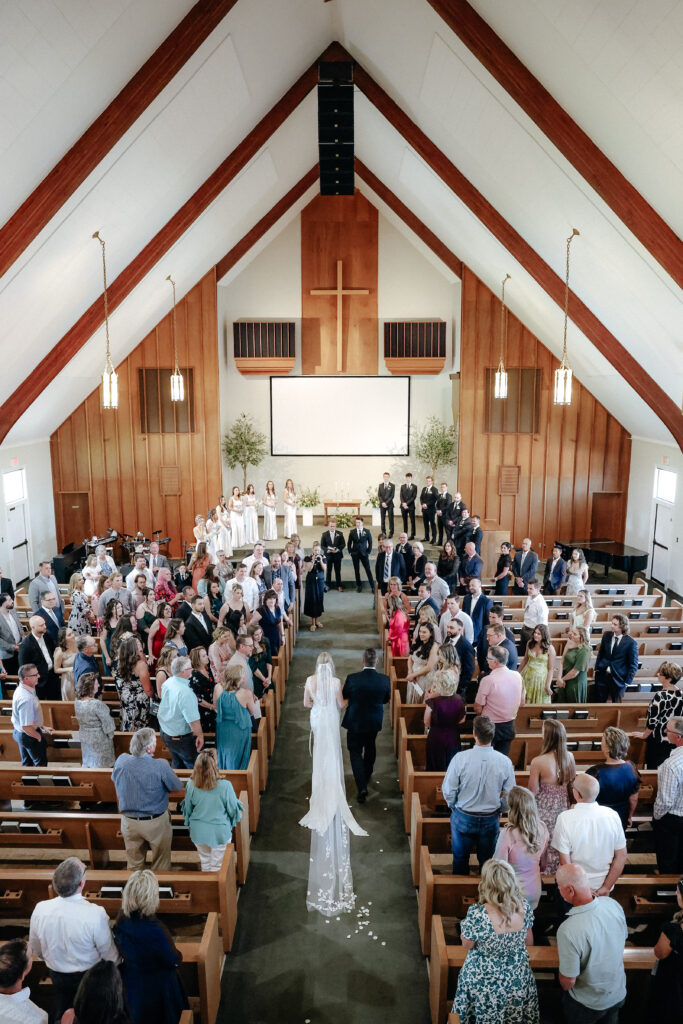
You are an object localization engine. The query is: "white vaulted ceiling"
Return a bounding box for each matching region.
[1,0,681,445]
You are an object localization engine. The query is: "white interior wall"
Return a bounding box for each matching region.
[0,440,57,585]
[626,438,683,597]
[217,210,460,509]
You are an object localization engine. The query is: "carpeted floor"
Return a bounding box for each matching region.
[218,578,430,1024]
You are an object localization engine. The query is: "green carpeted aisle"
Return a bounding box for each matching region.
[218,587,430,1023]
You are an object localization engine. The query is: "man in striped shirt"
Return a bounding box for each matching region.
[653,716,683,874]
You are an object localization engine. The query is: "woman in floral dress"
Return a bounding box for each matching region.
[114,636,152,731]
[527,718,576,874]
[67,573,92,636]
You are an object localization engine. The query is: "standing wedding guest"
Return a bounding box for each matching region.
[243,484,259,545]
[395,532,414,581]
[247,623,273,698]
[73,634,101,688]
[114,636,152,732]
[406,623,439,703]
[173,561,191,591]
[452,508,474,557]
[228,488,246,548]
[348,516,374,593]
[511,538,538,595]
[419,475,438,544]
[208,626,235,684]
[0,938,47,1023]
[565,548,589,595]
[458,541,483,592]
[0,593,23,676]
[182,594,213,652]
[188,543,210,595]
[470,515,483,555]
[153,565,179,607]
[478,622,519,679]
[528,719,576,874]
[147,600,172,663]
[215,549,234,584]
[439,593,474,646]
[321,516,345,592]
[412,604,440,645]
[74,672,116,768]
[342,648,391,803]
[68,573,92,635]
[303,544,326,631]
[241,541,270,574]
[189,647,216,734]
[424,669,465,771]
[157,655,203,768]
[653,716,683,874]
[414,582,439,620]
[154,647,176,699]
[28,560,65,615]
[400,472,418,539]
[214,665,257,770]
[494,786,548,908]
[552,773,627,895]
[268,552,295,607]
[555,863,627,1024]
[632,661,683,768]
[11,663,53,766]
[251,589,283,655]
[586,727,641,829]
[424,562,449,608]
[135,588,158,649]
[146,540,169,577]
[387,593,410,657]
[435,482,451,545]
[493,541,513,595]
[519,581,549,652]
[19,615,59,700]
[175,587,195,623]
[452,859,538,1024]
[59,960,129,1024]
[283,479,297,539]
[543,544,568,595]
[218,582,248,639]
[557,627,591,703]
[462,577,492,645]
[204,579,224,624]
[650,876,683,1016]
[95,544,116,576]
[262,480,278,541]
[35,590,64,645]
[519,624,556,705]
[113,870,188,1024]
[442,715,515,873]
[436,539,459,593]
[409,541,427,590]
[126,555,153,591]
[382,577,411,622]
[112,727,182,870]
[570,589,596,632]
[375,539,406,596]
[182,749,243,871]
[54,626,77,701]
[593,614,639,704]
[474,646,524,755]
[28,857,118,1021]
[162,617,188,658]
[444,618,476,697]
[98,573,134,618]
[0,566,15,600]
[224,563,259,612]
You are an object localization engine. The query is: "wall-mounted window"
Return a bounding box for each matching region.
[138,369,195,433]
[2,469,25,504]
[654,467,677,504]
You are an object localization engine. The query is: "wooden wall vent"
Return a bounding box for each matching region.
[233,321,296,375]
[159,466,181,496]
[498,466,521,495]
[383,320,446,374]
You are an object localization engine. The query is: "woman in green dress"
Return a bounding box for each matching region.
[213,664,258,770]
[519,624,556,705]
[557,626,591,702]
[182,748,243,871]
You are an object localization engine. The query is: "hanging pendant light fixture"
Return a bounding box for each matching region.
[554,228,580,406]
[92,231,118,409]
[494,273,511,399]
[166,275,185,402]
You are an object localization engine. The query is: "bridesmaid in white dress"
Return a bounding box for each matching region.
[283,478,297,539]
[205,511,219,563]
[193,514,208,547]
[215,497,233,557]
[243,485,259,545]
[229,486,246,548]
[262,480,277,541]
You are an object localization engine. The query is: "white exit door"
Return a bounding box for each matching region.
[651,502,673,587]
[6,502,30,584]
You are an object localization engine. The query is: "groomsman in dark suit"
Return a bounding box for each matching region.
[512,538,539,594]
[342,648,391,802]
[543,545,568,595]
[348,517,374,593]
[435,483,452,545]
[470,516,483,555]
[420,476,438,544]
[593,614,639,703]
[0,568,15,600]
[321,517,346,591]
[462,578,493,645]
[378,473,395,537]
[444,618,475,698]
[375,540,406,595]
[395,533,414,580]
[452,509,474,557]
[182,594,213,652]
[400,473,418,539]
[459,542,484,592]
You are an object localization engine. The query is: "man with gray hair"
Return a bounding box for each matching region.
[423,562,449,608]
[157,655,204,768]
[112,728,182,871]
[653,715,683,873]
[552,773,627,896]
[474,645,523,755]
[73,634,101,687]
[555,862,627,1024]
[28,857,118,1021]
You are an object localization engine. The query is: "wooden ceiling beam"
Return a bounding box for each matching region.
[427,0,683,289]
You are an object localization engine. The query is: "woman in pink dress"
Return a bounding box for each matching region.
[527,718,576,874]
[494,786,548,908]
[387,594,410,656]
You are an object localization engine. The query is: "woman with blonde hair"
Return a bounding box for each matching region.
[412,602,441,644]
[114,869,188,1023]
[182,748,243,871]
[213,664,258,769]
[154,645,176,699]
[586,726,641,829]
[188,540,210,593]
[387,592,410,657]
[570,587,595,632]
[424,668,465,771]
[494,786,548,908]
[54,625,78,701]
[81,554,100,597]
[453,859,538,1024]
[208,625,235,682]
[68,572,93,634]
[527,718,576,874]
[382,576,410,621]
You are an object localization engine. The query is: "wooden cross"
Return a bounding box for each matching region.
[310,259,369,373]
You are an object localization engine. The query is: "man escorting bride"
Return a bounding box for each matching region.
[299,652,368,917]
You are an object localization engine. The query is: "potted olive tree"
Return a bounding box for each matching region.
[412,416,458,481]
[221,413,268,492]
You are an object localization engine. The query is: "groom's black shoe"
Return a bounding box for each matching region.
[358,789,368,804]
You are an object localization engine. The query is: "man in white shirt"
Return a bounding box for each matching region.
[0,939,47,1023]
[653,716,683,874]
[439,594,474,645]
[423,563,449,609]
[11,663,54,766]
[520,580,549,651]
[552,773,627,896]
[242,543,269,572]
[224,564,259,612]
[126,555,154,590]
[29,857,118,1021]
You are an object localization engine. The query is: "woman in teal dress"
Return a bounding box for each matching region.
[453,860,539,1024]
[557,626,591,702]
[182,748,243,871]
[519,624,556,704]
[213,664,258,770]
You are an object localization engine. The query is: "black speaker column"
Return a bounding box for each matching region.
[317,61,354,196]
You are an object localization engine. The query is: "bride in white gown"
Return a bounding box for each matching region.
[299,653,367,916]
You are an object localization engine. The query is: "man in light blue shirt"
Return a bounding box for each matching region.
[442,714,515,873]
[556,863,627,1023]
[157,655,204,768]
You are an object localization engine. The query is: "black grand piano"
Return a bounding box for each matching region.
[556,539,649,584]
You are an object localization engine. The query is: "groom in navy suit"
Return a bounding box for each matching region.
[593,614,639,703]
[342,649,390,803]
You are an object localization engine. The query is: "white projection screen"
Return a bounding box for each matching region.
[270,376,410,456]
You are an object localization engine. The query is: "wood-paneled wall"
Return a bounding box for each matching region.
[50,269,221,558]
[458,267,631,559]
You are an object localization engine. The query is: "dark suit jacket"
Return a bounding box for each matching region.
[400,483,417,509]
[174,570,192,591]
[477,634,519,676]
[543,557,567,594]
[460,555,483,582]
[375,551,406,589]
[348,528,373,558]
[18,632,57,689]
[342,668,391,734]
[511,550,539,590]
[453,519,474,554]
[414,596,440,621]
[470,526,483,555]
[411,554,427,582]
[35,607,64,645]
[148,553,170,573]
[435,492,451,518]
[321,531,346,557]
[395,542,414,578]
[183,611,213,651]
[176,601,194,623]
[420,485,438,510]
[461,593,493,644]
[595,632,639,690]
[454,636,476,693]
[378,482,395,509]
[0,577,15,600]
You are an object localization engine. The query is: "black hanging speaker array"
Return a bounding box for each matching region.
[317,61,354,195]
